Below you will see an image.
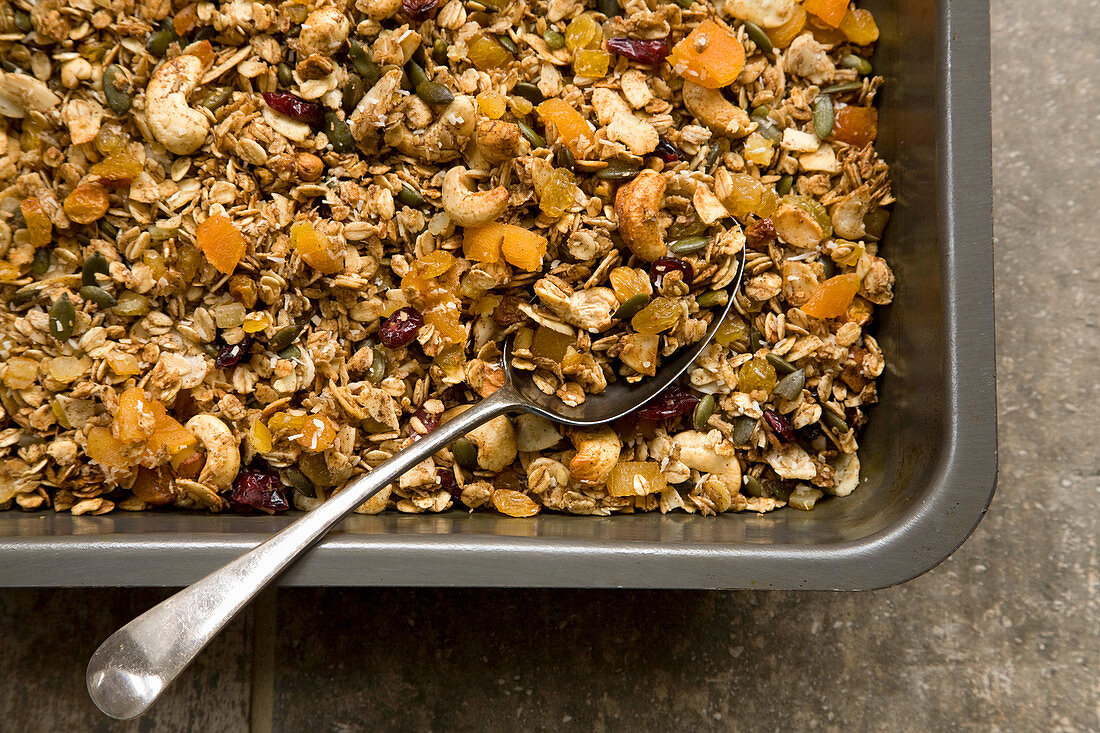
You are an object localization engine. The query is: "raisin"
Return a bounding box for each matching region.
[763,409,795,442]
[379,307,424,348]
[261,91,323,127]
[638,384,699,421]
[438,467,459,496]
[745,218,778,247]
[652,138,686,163]
[214,338,251,368]
[649,256,694,287]
[605,37,670,65]
[230,469,289,514]
[402,0,439,20]
[492,295,527,326]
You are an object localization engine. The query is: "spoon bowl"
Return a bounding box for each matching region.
[87,249,745,719]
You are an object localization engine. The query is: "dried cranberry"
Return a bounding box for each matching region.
[261,92,323,128]
[230,469,290,514]
[438,467,459,496]
[797,422,823,443]
[649,256,694,287]
[215,338,251,368]
[652,138,686,163]
[402,0,439,20]
[379,307,424,348]
[411,406,439,438]
[638,384,699,421]
[762,409,795,442]
[606,37,670,65]
[745,218,777,248]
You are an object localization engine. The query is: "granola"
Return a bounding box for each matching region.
[0,0,893,517]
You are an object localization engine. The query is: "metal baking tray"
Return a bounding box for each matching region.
[0,0,995,590]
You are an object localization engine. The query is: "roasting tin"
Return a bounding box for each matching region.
[0,0,995,589]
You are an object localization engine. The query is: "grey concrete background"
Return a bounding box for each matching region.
[2,0,1098,730]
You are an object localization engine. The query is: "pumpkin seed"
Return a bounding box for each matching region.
[839,54,872,75]
[79,285,117,309]
[113,291,150,317]
[812,94,835,139]
[671,0,694,8]
[598,0,620,16]
[732,415,756,445]
[283,466,315,496]
[99,220,119,239]
[821,407,849,433]
[496,34,518,53]
[821,81,864,95]
[693,394,716,430]
[765,353,797,374]
[512,81,544,105]
[276,62,294,87]
[279,345,301,361]
[614,294,650,321]
[349,40,381,85]
[200,86,231,112]
[555,144,575,171]
[323,112,354,153]
[416,81,454,105]
[748,323,762,352]
[705,143,722,168]
[268,324,302,352]
[743,21,772,53]
[543,29,566,49]
[696,289,727,308]
[31,247,50,276]
[668,235,709,254]
[753,116,783,142]
[102,65,132,115]
[13,10,32,33]
[777,174,793,196]
[404,59,428,89]
[742,474,766,497]
[517,121,545,148]
[433,39,449,65]
[396,184,426,207]
[145,28,178,57]
[367,346,386,384]
[343,74,365,111]
[49,294,75,342]
[750,105,770,119]
[452,438,478,468]
[81,252,109,287]
[10,285,41,308]
[773,368,805,401]
[596,160,641,180]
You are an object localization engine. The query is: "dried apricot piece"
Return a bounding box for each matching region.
[85,426,132,471]
[196,214,246,275]
[20,197,52,247]
[424,304,466,345]
[668,19,745,89]
[113,387,160,445]
[803,0,849,28]
[500,227,548,271]
[289,220,344,274]
[802,273,862,318]
[766,5,807,49]
[838,7,879,45]
[606,461,667,497]
[535,99,596,157]
[462,221,505,263]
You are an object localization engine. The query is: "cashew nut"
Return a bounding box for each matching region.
[830,452,860,497]
[526,457,570,493]
[475,118,523,164]
[360,0,402,21]
[784,34,835,85]
[591,88,659,156]
[682,82,751,138]
[614,169,668,262]
[384,95,477,163]
[773,202,825,249]
[145,54,210,155]
[0,70,61,118]
[764,443,816,481]
[568,427,621,485]
[465,414,517,472]
[298,7,351,56]
[672,430,741,485]
[441,166,510,227]
[830,186,872,240]
[185,415,241,490]
[534,275,619,332]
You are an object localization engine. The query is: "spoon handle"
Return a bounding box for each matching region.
[87,387,522,720]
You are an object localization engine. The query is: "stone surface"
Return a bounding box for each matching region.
[1,0,1099,730]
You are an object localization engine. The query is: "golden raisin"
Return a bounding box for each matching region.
[609,266,652,302]
[20,197,52,247]
[802,273,861,319]
[63,182,111,224]
[738,356,776,394]
[492,489,541,517]
[631,297,680,334]
[565,14,601,50]
[573,49,610,77]
[536,167,575,219]
[476,90,507,119]
[469,35,512,70]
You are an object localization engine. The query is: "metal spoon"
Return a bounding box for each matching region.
[87,253,744,719]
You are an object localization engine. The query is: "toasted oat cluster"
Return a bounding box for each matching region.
[0,0,893,517]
